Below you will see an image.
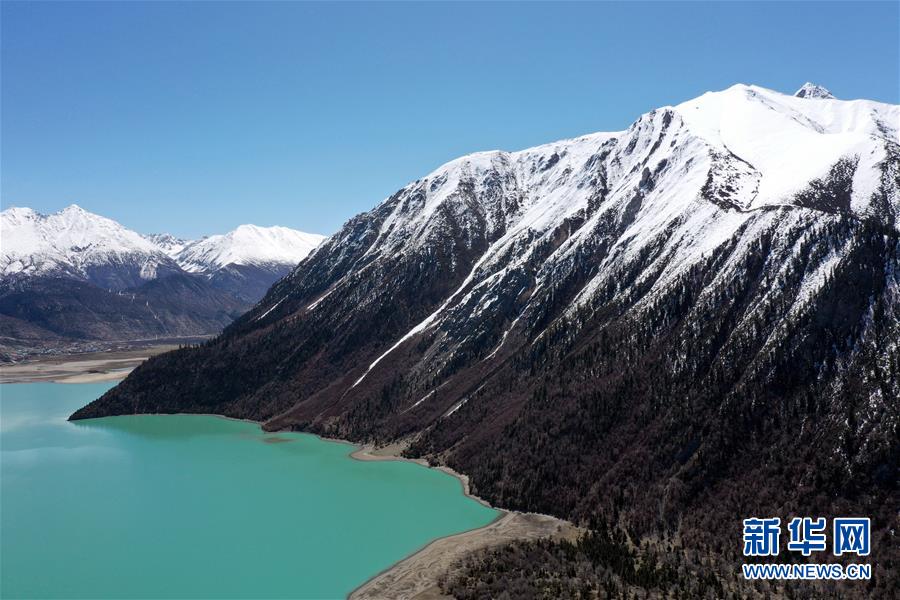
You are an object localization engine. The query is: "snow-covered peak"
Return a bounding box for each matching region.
[2,206,39,223]
[364,82,897,264]
[175,224,325,272]
[1,202,326,284]
[144,232,191,258]
[672,83,896,211]
[794,82,836,99]
[282,83,899,399]
[1,204,169,279]
[1,203,158,249]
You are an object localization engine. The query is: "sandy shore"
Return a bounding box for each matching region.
[0,344,178,384]
[348,441,580,600]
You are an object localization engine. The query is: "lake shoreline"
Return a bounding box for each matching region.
[89,415,579,598]
[5,359,578,599]
[338,439,580,600]
[6,382,501,600]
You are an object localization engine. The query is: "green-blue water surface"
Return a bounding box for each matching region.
[0,382,497,599]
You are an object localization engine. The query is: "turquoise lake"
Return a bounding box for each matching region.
[0,382,498,599]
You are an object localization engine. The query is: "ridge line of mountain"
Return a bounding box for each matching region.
[68,82,900,596]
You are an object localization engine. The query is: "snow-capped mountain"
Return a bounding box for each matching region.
[144,233,191,258]
[1,205,324,285]
[169,225,325,303]
[174,225,324,273]
[1,205,180,289]
[74,84,900,595]
[1,205,324,356]
[794,81,836,99]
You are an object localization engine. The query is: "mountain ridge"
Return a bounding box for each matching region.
[174,224,325,273]
[71,83,900,596]
[1,204,325,281]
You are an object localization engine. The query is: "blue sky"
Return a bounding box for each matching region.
[2,1,898,238]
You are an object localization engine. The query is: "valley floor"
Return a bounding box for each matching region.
[0,344,178,383]
[348,441,581,600]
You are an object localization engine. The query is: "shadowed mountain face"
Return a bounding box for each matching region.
[73,85,899,596]
[0,274,248,342]
[206,263,298,304]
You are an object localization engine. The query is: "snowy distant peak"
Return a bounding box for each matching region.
[2,206,39,223]
[794,82,835,99]
[1,203,158,252]
[144,233,191,258]
[175,224,326,272]
[0,204,169,282]
[2,205,325,284]
[145,226,325,271]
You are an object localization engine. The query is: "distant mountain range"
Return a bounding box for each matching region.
[0,205,324,359]
[73,83,899,596]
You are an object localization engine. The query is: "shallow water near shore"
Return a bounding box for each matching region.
[1,382,497,599]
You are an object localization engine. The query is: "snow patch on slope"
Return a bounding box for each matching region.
[145,233,191,258]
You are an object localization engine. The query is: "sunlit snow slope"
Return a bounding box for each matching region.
[175,225,325,273]
[1,205,178,288]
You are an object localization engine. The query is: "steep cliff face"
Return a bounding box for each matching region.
[72,84,899,595]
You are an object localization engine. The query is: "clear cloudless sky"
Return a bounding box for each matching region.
[2,1,898,238]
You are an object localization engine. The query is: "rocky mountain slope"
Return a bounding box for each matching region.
[0,206,324,358]
[73,84,899,596]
